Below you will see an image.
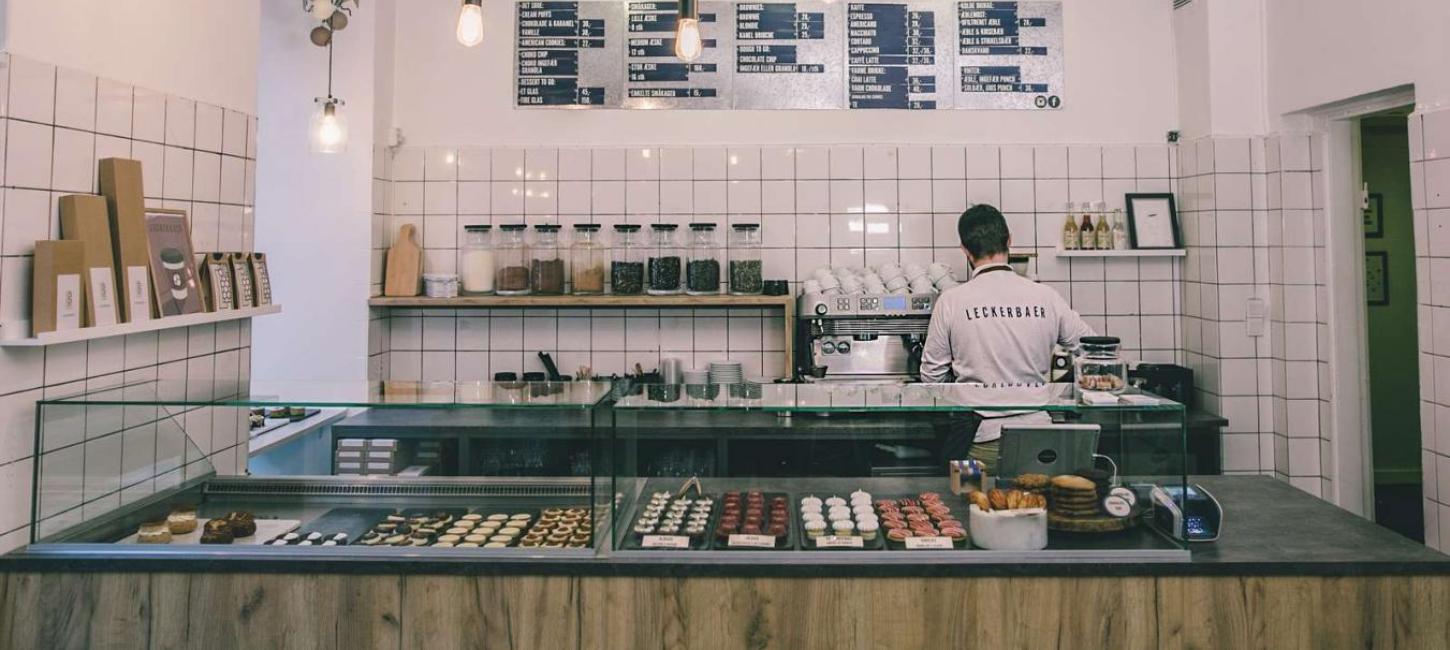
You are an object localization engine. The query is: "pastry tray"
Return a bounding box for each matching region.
[877,495,970,551]
[620,493,717,551]
[796,492,885,551]
[118,518,300,545]
[287,507,394,544]
[709,492,795,551]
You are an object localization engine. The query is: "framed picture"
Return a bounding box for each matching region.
[1365,251,1389,306]
[1363,193,1384,238]
[143,208,204,316]
[1124,193,1182,249]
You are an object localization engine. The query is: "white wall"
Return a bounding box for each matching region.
[386,0,1179,146]
[1266,0,1450,116]
[252,0,376,381]
[1,0,259,112]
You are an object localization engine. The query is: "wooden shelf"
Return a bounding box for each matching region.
[1052,248,1186,258]
[367,294,794,308]
[0,305,282,347]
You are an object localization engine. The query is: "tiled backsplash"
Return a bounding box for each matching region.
[369,143,1186,381]
[0,52,259,552]
[1414,106,1450,551]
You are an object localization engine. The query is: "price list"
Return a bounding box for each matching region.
[847,2,952,109]
[624,1,733,108]
[954,1,1062,109]
[732,1,845,109]
[516,1,624,107]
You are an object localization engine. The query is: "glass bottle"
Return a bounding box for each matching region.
[1078,205,1096,251]
[531,224,567,295]
[646,224,683,295]
[1111,209,1129,250]
[611,224,645,295]
[1095,207,1112,250]
[728,223,763,295]
[494,224,532,295]
[569,224,608,295]
[1061,203,1079,250]
[1074,336,1128,394]
[460,224,495,294]
[686,222,723,295]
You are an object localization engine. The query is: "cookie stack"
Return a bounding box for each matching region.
[1048,475,1101,517]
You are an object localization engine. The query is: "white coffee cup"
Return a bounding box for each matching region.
[935,277,959,290]
[803,280,823,294]
[885,275,910,291]
[819,274,841,289]
[910,277,934,293]
[813,267,835,282]
[878,262,902,279]
[865,281,887,294]
[903,263,927,281]
[840,276,863,293]
[928,263,951,281]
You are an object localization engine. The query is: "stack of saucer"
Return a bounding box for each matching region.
[682,368,710,385]
[708,361,743,386]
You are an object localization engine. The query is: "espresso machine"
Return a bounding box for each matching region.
[796,293,937,383]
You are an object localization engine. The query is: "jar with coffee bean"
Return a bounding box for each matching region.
[646,224,683,296]
[570,223,608,295]
[685,222,722,295]
[611,224,645,295]
[728,223,763,295]
[494,224,532,295]
[531,224,567,295]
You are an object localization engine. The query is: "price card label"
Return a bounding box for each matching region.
[815,535,864,549]
[642,535,691,549]
[727,534,777,548]
[904,536,953,550]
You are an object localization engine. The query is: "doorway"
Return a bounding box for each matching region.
[1359,108,1423,541]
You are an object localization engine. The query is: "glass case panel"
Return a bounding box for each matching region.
[611,382,1189,556]
[28,381,612,556]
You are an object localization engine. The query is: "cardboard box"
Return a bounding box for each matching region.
[201,253,235,311]
[59,195,120,327]
[230,253,255,308]
[31,241,85,335]
[249,253,273,305]
[98,158,155,323]
[337,439,368,449]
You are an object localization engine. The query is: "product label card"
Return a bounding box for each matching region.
[126,266,151,322]
[903,535,953,549]
[88,267,118,326]
[56,274,82,331]
[727,534,777,548]
[816,535,864,548]
[642,535,691,549]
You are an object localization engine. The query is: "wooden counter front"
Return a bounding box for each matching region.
[4,572,1449,649]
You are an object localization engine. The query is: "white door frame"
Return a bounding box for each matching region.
[1296,85,1415,518]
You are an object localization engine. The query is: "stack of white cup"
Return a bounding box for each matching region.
[801,263,961,296]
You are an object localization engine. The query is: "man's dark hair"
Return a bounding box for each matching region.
[957,204,1010,258]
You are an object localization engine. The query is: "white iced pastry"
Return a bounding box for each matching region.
[802,512,825,523]
[828,507,851,521]
[824,497,847,508]
[800,496,823,509]
[858,520,879,539]
[832,520,855,535]
[852,505,875,517]
[849,490,871,502]
[804,520,827,537]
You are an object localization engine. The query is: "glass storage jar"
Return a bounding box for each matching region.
[646,223,683,295]
[570,223,608,295]
[494,224,532,295]
[685,222,722,295]
[460,224,494,294]
[611,224,645,295]
[728,223,763,295]
[531,224,567,295]
[1075,336,1128,394]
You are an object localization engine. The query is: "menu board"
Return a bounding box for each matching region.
[732,1,845,109]
[847,2,952,110]
[516,1,624,107]
[954,1,1063,109]
[511,0,1063,110]
[624,1,734,109]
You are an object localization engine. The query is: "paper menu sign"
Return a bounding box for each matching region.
[88,267,117,326]
[903,536,953,550]
[727,534,776,548]
[55,274,82,330]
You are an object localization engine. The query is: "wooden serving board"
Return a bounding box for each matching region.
[383,224,421,297]
[117,519,300,545]
[1047,512,1136,533]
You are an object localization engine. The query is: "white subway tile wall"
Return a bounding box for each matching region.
[1415,107,1450,551]
[0,53,259,552]
[369,144,1185,382]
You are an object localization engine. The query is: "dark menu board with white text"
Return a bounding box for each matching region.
[624,1,734,108]
[516,1,624,107]
[954,1,1063,109]
[511,0,1062,110]
[732,1,844,109]
[847,2,952,109]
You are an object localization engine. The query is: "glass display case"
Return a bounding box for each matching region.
[25,380,613,557]
[609,382,1190,559]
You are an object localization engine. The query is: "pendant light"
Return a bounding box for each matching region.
[674,0,703,62]
[457,0,485,47]
[310,39,348,153]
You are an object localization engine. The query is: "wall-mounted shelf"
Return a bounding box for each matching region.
[368,294,796,376]
[1052,248,1186,258]
[0,305,282,347]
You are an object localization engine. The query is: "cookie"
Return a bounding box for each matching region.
[1050,475,1097,491]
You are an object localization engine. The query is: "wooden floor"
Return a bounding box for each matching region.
[3,572,1449,649]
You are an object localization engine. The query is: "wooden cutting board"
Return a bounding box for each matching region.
[384,224,422,297]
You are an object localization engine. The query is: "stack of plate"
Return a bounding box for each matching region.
[682,368,710,386]
[708,361,743,386]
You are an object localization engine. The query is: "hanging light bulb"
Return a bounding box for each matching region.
[457,0,485,47]
[673,0,703,62]
[310,98,349,153]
